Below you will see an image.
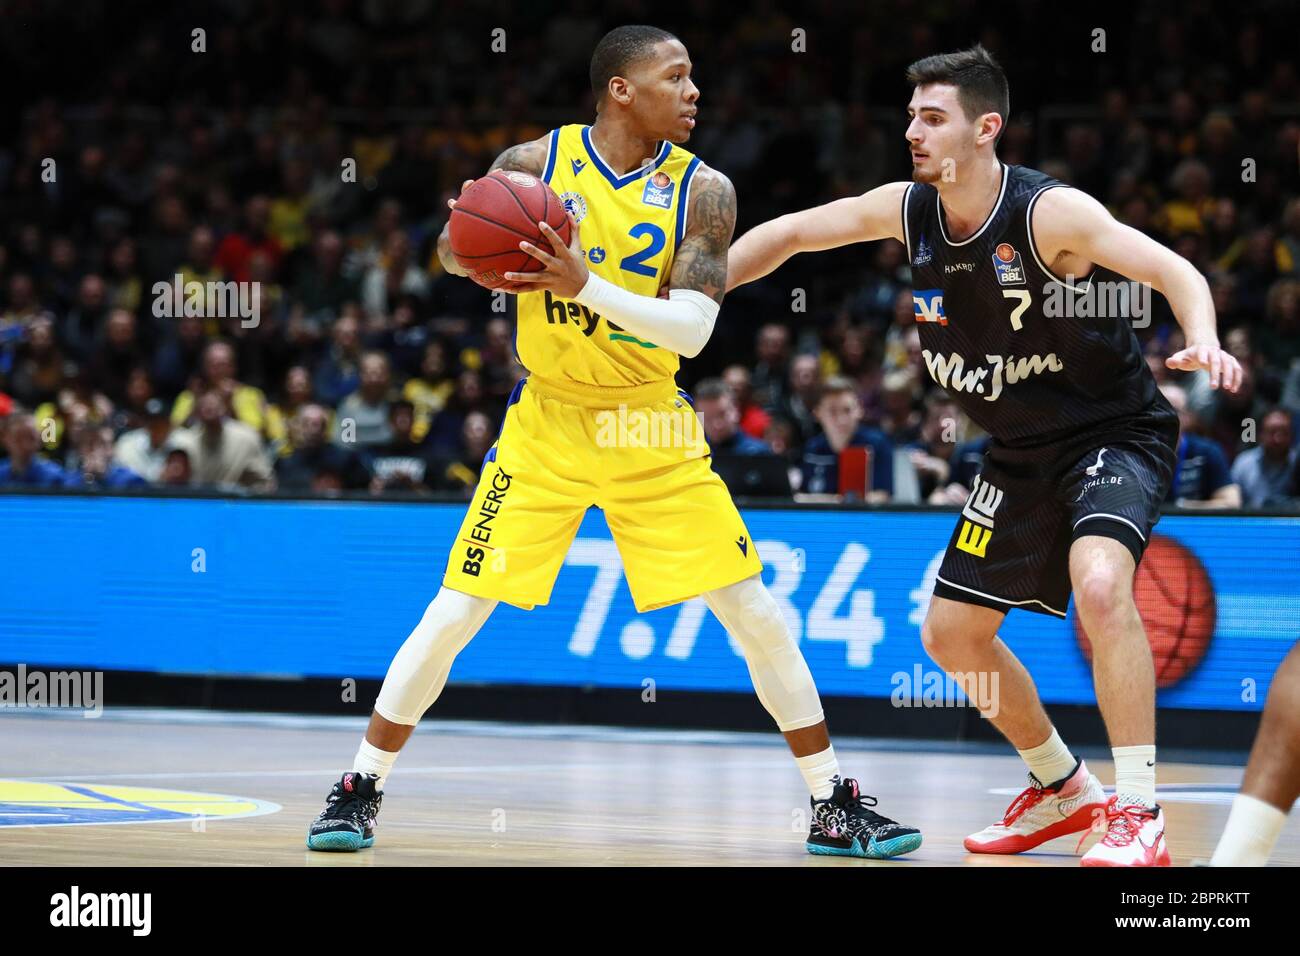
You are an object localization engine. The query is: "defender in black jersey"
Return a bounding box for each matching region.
[727,45,1242,867]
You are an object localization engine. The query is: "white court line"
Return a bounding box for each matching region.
[5,759,794,784]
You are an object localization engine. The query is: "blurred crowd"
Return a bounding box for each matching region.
[1,0,1298,507]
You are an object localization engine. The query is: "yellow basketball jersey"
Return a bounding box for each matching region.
[515,124,702,388]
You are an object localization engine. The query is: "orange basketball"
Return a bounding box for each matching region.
[447,170,572,290]
[1074,533,1216,687]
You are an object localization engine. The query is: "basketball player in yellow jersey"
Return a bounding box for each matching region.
[306,25,921,860]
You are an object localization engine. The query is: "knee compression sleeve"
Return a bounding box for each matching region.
[373,587,497,725]
[701,574,824,732]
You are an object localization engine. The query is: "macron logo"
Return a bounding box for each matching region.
[571,158,587,175]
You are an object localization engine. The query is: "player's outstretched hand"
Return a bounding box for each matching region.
[504,213,588,299]
[1165,343,1243,391]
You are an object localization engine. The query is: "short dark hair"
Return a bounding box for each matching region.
[693,378,734,403]
[590,25,678,105]
[906,44,1010,138]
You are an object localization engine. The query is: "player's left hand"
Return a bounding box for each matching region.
[1165,343,1243,391]
[504,213,588,298]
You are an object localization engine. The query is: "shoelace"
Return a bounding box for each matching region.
[1000,784,1049,827]
[320,785,371,823]
[843,791,902,828]
[1099,800,1150,847]
[1075,797,1151,852]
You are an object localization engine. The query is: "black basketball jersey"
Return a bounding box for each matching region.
[903,164,1162,447]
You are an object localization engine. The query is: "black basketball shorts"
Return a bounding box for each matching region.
[932,408,1178,618]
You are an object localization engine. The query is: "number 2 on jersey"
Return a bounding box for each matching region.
[619,223,666,277]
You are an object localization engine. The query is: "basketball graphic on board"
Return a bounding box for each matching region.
[1073,533,1216,688]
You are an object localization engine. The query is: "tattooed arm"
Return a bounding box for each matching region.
[495,163,734,357]
[436,135,551,277]
[666,165,737,303]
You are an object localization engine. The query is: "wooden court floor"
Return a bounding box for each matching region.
[1,710,1295,866]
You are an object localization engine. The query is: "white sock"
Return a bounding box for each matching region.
[353,738,399,791]
[1018,728,1077,788]
[795,746,840,800]
[1210,793,1288,866]
[1112,744,1157,807]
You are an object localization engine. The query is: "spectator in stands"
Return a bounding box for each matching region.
[694,378,772,455]
[334,350,393,448]
[277,403,370,491]
[879,368,923,444]
[722,365,772,440]
[0,413,80,487]
[367,400,439,494]
[361,231,429,318]
[87,308,146,407]
[403,340,456,443]
[214,195,282,284]
[314,311,364,407]
[907,392,963,500]
[751,323,791,411]
[33,363,114,461]
[1231,407,1298,507]
[779,353,821,441]
[72,424,147,488]
[1161,382,1241,508]
[113,399,176,482]
[170,340,268,434]
[158,447,193,488]
[6,314,63,408]
[425,369,488,455]
[293,230,360,319]
[800,377,893,501]
[170,389,274,490]
[266,365,324,457]
[152,313,208,401]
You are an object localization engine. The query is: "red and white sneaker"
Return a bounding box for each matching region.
[1079,796,1171,867]
[964,759,1106,854]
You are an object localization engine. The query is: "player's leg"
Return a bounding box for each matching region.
[698,572,922,859]
[307,378,589,851]
[603,393,919,858]
[305,587,497,852]
[927,463,1106,854]
[922,593,1106,853]
[1211,640,1300,865]
[1063,430,1177,866]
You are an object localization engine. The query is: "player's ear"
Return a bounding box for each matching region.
[608,76,634,107]
[977,111,1003,147]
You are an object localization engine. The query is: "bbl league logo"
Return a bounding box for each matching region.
[559,191,588,223]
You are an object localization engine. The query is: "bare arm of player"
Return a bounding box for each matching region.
[666,165,737,305]
[503,166,735,358]
[435,136,551,277]
[725,182,911,291]
[1031,187,1243,392]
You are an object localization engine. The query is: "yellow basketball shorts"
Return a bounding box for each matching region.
[442,374,764,612]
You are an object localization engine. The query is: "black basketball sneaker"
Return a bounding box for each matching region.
[807,776,923,859]
[306,771,383,852]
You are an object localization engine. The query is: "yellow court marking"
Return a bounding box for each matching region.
[0,779,281,828]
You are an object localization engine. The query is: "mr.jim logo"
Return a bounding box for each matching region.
[642,171,674,209]
[992,242,1026,286]
[913,289,947,325]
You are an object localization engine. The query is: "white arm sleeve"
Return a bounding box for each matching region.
[572,272,719,358]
